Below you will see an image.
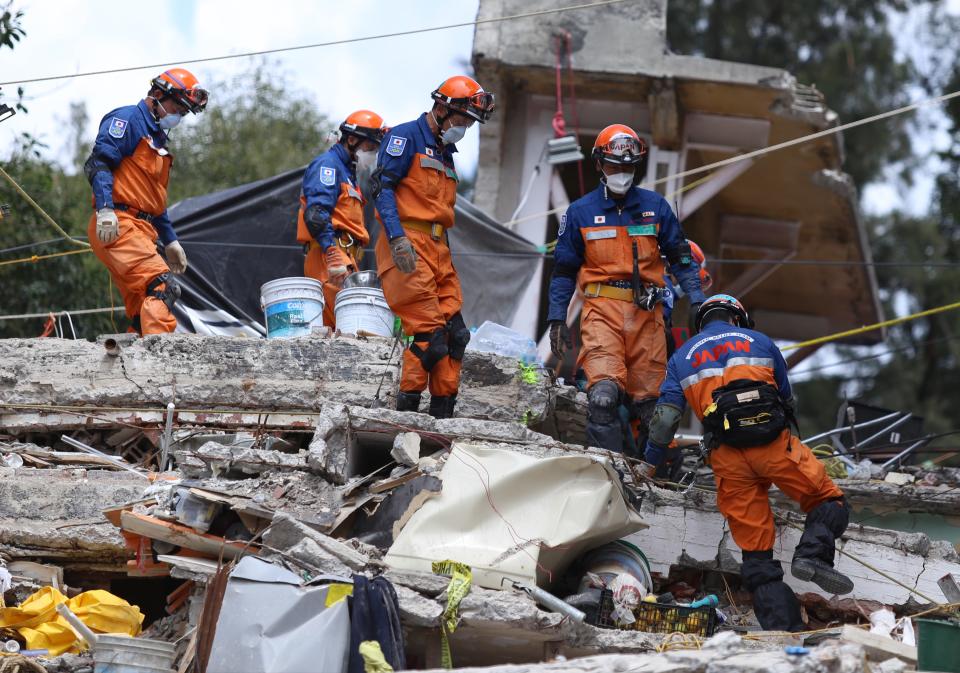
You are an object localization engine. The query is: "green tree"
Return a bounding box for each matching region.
[667,0,919,188]
[167,61,333,203]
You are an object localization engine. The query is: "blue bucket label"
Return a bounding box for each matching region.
[265,299,323,338]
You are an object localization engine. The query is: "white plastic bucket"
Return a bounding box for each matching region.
[334,287,394,337]
[259,277,325,338]
[94,635,176,673]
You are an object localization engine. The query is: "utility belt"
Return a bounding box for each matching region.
[402,220,446,242]
[701,379,797,450]
[113,203,158,224]
[583,280,667,310]
[307,231,365,261]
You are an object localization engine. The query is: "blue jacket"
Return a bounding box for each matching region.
[299,143,359,250]
[373,113,458,240]
[547,185,704,322]
[645,320,793,465]
[88,100,176,245]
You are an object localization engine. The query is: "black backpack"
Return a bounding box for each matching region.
[701,379,795,449]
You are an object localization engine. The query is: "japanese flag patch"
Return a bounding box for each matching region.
[385,135,407,156]
[594,215,606,224]
[425,147,434,156]
[320,166,336,186]
[108,117,128,139]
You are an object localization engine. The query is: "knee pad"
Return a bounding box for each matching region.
[740,549,784,592]
[587,380,621,425]
[147,273,181,313]
[446,312,470,361]
[410,328,448,372]
[806,497,850,538]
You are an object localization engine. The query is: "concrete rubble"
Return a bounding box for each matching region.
[0,333,956,671]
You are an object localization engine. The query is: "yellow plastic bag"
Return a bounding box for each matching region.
[0,586,144,656]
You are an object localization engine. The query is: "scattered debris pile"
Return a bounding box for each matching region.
[0,333,957,671]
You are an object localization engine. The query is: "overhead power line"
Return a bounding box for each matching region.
[0,0,632,87]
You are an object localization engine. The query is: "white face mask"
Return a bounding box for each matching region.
[158,113,182,130]
[355,148,377,174]
[441,124,467,145]
[604,169,635,195]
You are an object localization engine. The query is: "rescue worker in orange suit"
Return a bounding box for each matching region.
[84,68,208,335]
[548,124,704,455]
[372,76,495,418]
[640,294,852,631]
[297,110,387,327]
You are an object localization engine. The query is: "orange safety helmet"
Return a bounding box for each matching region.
[688,240,713,290]
[592,124,647,166]
[431,75,496,123]
[339,109,387,145]
[150,68,208,114]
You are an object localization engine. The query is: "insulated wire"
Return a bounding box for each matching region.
[0,0,634,87]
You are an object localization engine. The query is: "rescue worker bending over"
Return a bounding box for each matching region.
[547,124,704,455]
[297,110,386,327]
[85,68,207,335]
[641,294,852,631]
[372,75,495,418]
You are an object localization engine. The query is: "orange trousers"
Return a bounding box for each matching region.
[304,244,358,329]
[710,430,845,551]
[579,297,666,401]
[88,212,176,335]
[376,228,462,396]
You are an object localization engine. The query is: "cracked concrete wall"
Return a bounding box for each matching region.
[626,486,960,606]
[0,466,141,563]
[0,334,550,424]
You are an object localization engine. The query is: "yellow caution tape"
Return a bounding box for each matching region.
[782,300,960,351]
[431,560,472,670]
[359,640,394,673]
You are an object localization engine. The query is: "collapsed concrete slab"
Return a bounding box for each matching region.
[627,485,960,607]
[0,466,144,566]
[0,334,550,425]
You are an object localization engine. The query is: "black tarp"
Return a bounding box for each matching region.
[166,167,540,336]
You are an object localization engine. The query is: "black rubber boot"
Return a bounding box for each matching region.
[396,391,422,412]
[742,550,804,632]
[629,398,657,461]
[792,498,853,595]
[428,395,456,419]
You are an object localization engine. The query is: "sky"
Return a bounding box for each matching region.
[0,0,483,170]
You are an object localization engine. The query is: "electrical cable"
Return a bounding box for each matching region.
[0,0,634,87]
[789,334,960,378]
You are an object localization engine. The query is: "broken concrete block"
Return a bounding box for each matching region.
[394,583,442,628]
[840,624,917,663]
[883,472,915,486]
[391,432,421,467]
[263,512,371,572]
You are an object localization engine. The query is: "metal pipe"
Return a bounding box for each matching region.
[103,337,120,357]
[879,437,928,472]
[509,580,586,623]
[858,413,913,450]
[159,401,175,471]
[801,410,902,445]
[60,435,148,479]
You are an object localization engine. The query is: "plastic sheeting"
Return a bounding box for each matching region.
[166,168,541,336]
[384,443,646,590]
[0,587,143,656]
[206,557,352,673]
